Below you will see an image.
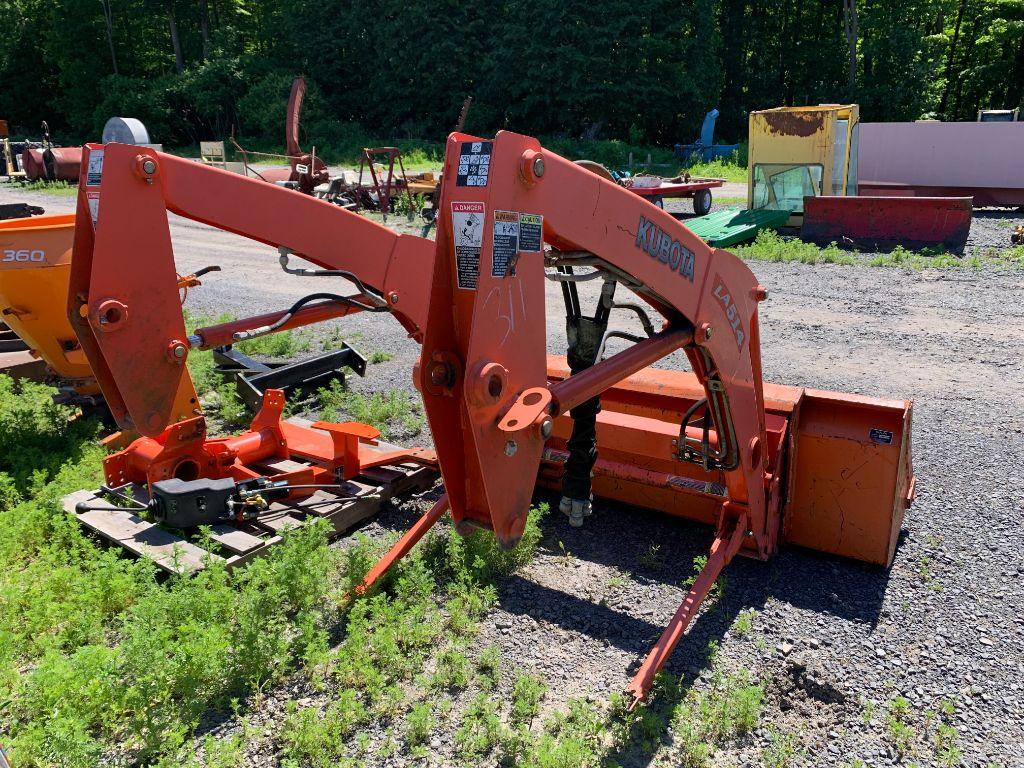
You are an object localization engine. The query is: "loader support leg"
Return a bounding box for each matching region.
[357,494,449,594]
[625,514,747,706]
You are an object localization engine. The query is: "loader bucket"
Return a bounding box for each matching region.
[0,214,98,393]
[782,389,914,567]
[800,195,972,252]
[544,358,914,567]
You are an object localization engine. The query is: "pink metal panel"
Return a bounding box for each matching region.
[859,122,1024,202]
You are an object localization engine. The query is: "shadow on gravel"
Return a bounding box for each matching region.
[350,487,895,767]
[370,487,893,658]
[504,491,893,672]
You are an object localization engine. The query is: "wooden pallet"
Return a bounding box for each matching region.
[63,460,437,575]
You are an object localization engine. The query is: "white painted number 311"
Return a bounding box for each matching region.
[2,249,45,262]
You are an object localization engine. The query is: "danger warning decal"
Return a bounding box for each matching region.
[86,149,104,187]
[456,141,492,187]
[492,211,518,277]
[452,202,485,290]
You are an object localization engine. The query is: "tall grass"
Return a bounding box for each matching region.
[0,372,558,766]
[734,230,1024,271]
[7,179,77,196]
[734,230,856,265]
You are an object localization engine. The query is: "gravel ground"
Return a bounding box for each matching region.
[3,180,1023,766]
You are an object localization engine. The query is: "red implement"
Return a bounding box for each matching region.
[801,195,973,252]
[70,133,914,708]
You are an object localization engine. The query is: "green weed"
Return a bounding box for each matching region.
[735,230,1024,272]
[317,380,424,438]
[734,229,856,265]
[510,674,547,726]
[477,645,502,689]
[682,154,748,183]
[638,543,665,571]
[733,608,756,637]
[369,350,394,364]
[404,701,434,747]
[14,179,77,196]
[886,696,916,756]
[934,722,962,766]
[762,727,803,768]
[0,376,99,501]
[392,192,427,217]
[430,647,472,691]
[455,693,503,760]
[280,692,368,768]
[1,375,554,765]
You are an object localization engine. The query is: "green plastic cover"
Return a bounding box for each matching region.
[684,208,790,247]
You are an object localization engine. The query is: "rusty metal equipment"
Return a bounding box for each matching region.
[16,121,82,182]
[229,77,329,194]
[750,104,973,250]
[577,161,724,215]
[67,135,914,706]
[801,196,973,251]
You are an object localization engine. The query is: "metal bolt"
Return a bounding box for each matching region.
[142,158,157,175]
[429,363,449,387]
[172,345,186,359]
[388,291,399,305]
[532,156,545,178]
[539,417,553,439]
[704,325,713,341]
[504,440,518,457]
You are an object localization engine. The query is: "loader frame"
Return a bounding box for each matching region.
[68,134,913,705]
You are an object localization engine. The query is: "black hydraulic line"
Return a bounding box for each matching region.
[558,266,581,319]
[233,292,387,342]
[238,482,359,497]
[561,280,617,504]
[99,484,147,509]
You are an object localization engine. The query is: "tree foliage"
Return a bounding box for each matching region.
[0,0,1020,147]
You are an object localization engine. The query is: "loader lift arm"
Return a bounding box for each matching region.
[69,143,434,435]
[71,135,793,706]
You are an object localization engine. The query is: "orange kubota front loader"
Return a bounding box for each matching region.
[69,134,913,705]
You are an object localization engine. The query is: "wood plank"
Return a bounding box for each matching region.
[257,458,309,474]
[254,508,307,533]
[320,495,384,533]
[75,506,215,574]
[209,525,266,554]
[290,489,351,517]
[359,465,406,484]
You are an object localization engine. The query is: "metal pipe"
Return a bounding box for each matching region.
[542,448,726,497]
[356,494,450,595]
[550,326,693,414]
[625,515,746,706]
[190,300,368,349]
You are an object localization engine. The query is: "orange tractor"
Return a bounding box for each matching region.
[52,134,913,705]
